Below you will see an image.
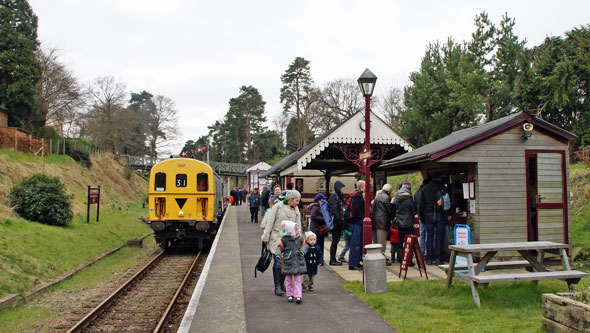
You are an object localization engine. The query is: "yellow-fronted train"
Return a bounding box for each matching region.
[148,158,226,249]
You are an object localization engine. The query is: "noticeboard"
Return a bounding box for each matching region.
[87,186,100,223]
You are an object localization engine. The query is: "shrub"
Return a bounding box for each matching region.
[65,140,92,168]
[9,174,74,226]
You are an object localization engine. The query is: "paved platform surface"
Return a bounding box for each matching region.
[182,205,395,332]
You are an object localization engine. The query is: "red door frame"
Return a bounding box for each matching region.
[524,149,569,244]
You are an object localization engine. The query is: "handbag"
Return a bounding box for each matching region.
[317,224,329,236]
[389,227,399,244]
[255,243,272,278]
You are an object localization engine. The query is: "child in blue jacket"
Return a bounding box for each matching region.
[302,231,324,292]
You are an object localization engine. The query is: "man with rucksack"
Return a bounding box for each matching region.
[347,180,365,271]
[420,175,451,265]
[248,188,262,223]
[327,181,346,266]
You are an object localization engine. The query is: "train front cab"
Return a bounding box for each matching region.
[148,159,218,249]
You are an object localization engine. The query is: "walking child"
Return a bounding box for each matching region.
[276,221,308,304]
[302,231,324,292]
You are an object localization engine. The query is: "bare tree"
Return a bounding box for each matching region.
[376,86,405,131]
[36,47,85,137]
[147,95,179,161]
[83,76,127,153]
[272,112,290,146]
[320,78,364,120]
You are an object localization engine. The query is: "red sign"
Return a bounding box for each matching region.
[398,235,428,280]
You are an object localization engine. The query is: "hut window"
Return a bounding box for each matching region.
[197,173,208,192]
[155,172,166,192]
[176,174,187,187]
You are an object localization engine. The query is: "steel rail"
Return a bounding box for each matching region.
[66,250,165,333]
[153,251,203,332]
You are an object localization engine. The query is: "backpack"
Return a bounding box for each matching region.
[255,243,272,278]
[319,200,333,230]
[252,194,260,206]
[435,187,451,213]
[342,190,360,223]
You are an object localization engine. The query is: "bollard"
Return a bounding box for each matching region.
[363,244,387,294]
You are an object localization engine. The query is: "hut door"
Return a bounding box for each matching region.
[526,151,567,243]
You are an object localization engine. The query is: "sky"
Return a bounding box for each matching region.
[28,0,590,153]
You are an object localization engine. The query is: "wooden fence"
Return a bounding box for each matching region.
[0,127,102,157]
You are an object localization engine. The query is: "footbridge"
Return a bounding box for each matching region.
[121,155,250,177]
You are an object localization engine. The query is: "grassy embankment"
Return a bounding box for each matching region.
[361,164,590,332]
[0,149,151,298]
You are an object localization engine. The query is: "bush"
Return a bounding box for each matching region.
[9,174,74,226]
[65,140,92,168]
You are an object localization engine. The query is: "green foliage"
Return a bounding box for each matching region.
[65,140,92,168]
[0,0,44,134]
[515,25,590,150]
[249,130,284,162]
[280,57,315,150]
[9,173,73,226]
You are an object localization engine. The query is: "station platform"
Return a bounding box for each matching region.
[181,205,430,332]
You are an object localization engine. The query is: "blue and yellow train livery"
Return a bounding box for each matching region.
[148,158,226,249]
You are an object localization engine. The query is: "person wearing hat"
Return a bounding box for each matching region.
[308,193,328,255]
[262,189,302,296]
[392,181,417,266]
[372,184,396,263]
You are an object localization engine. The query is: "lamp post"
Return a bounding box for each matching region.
[358,68,377,254]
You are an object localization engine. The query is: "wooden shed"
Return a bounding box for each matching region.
[381,112,576,247]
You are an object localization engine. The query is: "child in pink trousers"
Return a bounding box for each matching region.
[276,221,308,304]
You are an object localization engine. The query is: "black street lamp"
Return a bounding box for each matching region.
[358,68,377,253]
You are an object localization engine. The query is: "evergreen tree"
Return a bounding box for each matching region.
[0,0,43,134]
[120,91,153,156]
[228,85,266,152]
[280,57,314,150]
[468,12,525,121]
[285,117,314,153]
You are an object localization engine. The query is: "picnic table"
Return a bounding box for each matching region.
[443,241,587,307]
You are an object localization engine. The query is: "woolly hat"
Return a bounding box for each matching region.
[402,180,411,189]
[382,184,392,193]
[281,220,298,237]
[314,193,327,201]
[305,231,316,240]
[285,190,301,200]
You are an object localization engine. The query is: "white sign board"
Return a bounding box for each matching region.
[454,225,471,266]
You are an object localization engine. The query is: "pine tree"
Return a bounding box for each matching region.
[280,57,314,150]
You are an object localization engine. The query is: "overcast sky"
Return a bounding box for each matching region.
[29,0,590,153]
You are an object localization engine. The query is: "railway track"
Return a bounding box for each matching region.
[66,248,205,332]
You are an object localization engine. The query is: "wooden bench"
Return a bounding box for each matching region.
[439,260,530,273]
[445,241,588,307]
[469,270,586,284]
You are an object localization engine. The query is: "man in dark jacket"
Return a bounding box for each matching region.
[392,185,417,264]
[247,188,261,223]
[421,176,450,265]
[371,184,395,261]
[327,181,346,266]
[348,180,365,271]
[260,186,270,212]
[414,179,428,258]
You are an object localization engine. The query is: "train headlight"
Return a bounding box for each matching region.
[178,211,184,217]
[196,222,210,231]
[151,221,166,231]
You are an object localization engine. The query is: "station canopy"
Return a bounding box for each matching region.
[264,111,413,177]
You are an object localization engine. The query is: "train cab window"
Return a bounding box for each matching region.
[154,172,166,191]
[176,174,187,188]
[197,173,208,192]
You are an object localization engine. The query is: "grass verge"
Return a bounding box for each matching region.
[0,202,151,297]
[344,277,590,332]
[0,237,159,332]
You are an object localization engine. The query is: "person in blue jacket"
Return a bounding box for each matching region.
[247,188,262,223]
[302,231,324,292]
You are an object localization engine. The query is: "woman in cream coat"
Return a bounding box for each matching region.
[261,190,302,296]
